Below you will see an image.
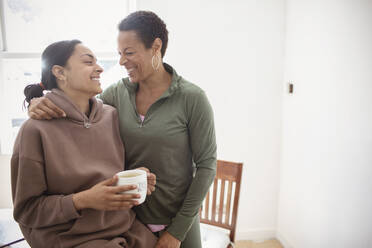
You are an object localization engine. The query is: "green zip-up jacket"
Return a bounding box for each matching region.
[99,63,217,241]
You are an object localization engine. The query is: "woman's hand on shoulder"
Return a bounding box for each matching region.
[28,97,66,120]
[73,176,140,211]
[137,167,156,195]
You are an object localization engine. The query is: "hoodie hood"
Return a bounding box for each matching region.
[46,89,103,127]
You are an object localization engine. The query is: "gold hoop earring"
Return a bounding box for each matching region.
[152,54,161,71]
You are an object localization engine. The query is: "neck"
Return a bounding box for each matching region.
[139,64,172,94]
[64,90,91,116]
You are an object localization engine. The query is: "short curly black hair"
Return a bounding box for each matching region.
[118,11,168,58]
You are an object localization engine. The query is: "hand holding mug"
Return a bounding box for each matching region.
[136,167,156,195]
[116,169,148,204]
[73,176,140,211]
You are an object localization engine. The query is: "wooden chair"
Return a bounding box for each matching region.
[200,160,243,247]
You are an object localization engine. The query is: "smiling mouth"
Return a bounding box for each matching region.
[91,77,100,81]
[126,67,136,74]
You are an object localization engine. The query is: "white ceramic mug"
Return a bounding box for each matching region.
[116,169,147,204]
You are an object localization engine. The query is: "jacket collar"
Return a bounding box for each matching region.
[46,89,103,125]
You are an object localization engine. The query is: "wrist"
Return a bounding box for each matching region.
[165,231,181,243]
[72,190,89,210]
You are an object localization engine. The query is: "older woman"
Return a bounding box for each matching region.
[12,40,157,248]
[28,11,217,248]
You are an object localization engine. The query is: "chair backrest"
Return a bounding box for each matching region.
[200,160,243,242]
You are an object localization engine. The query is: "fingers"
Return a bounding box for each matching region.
[147,172,156,195]
[43,98,66,117]
[148,179,156,187]
[28,97,65,120]
[104,192,140,210]
[147,172,156,185]
[146,183,155,195]
[137,168,156,184]
[147,189,152,195]
[29,98,41,112]
[98,177,139,192]
[29,111,43,120]
[110,184,137,194]
[33,108,53,120]
[105,192,142,210]
[147,172,156,181]
[148,180,156,186]
[147,175,156,195]
[112,192,140,200]
[98,176,118,186]
[147,186,156,195]
[38,102,61,118]
[111,193,140,203]
[142,169,156,183]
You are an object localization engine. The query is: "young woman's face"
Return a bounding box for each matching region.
[63,44,103,96]
[117,30,155,83]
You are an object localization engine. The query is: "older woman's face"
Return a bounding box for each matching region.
[117,30,154,83]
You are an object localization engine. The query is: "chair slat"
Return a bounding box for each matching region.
[211,178,218,221]
[218,179,225,223]
[225,180,233,224]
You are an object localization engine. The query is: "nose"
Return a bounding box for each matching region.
[119,54,127,66]
[95,64,104,73]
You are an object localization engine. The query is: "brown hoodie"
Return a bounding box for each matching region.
[11,89,157,248]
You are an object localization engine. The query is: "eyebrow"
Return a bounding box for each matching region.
[80,54,96,60]
[120,47,134,52]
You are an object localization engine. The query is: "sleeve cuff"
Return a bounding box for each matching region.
[61,194,82,221]
[166,213,197,242]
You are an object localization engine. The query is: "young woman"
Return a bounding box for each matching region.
[12,40,157,248]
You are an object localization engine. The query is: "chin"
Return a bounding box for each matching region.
[128,76,139,83]
[91,87,102,96]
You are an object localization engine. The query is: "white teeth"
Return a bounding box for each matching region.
[91,78,100,81]
[127,68,135,73]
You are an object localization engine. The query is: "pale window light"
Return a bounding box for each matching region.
[4,0,128,52]
[0,0,134,154]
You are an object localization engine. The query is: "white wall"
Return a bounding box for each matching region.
[277,0,372,247]
[137,0,285,240]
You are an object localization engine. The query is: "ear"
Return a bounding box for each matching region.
[51,65,66,81]
[152,38,163,55]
